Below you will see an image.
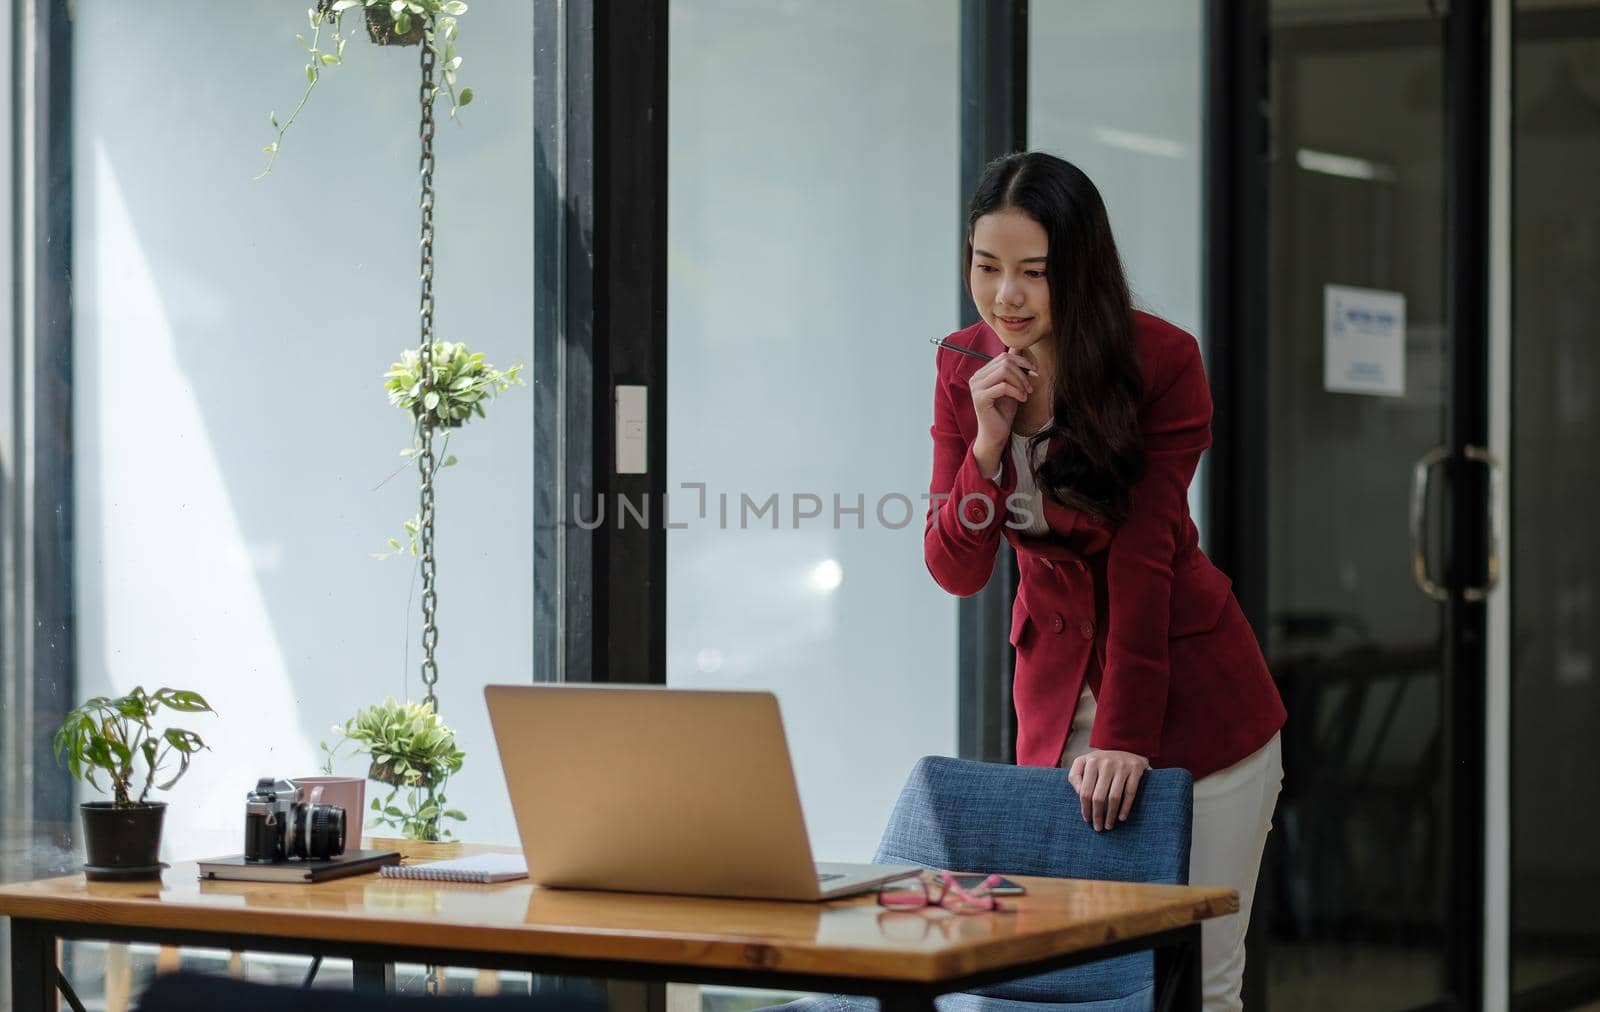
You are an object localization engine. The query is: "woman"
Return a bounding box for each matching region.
[924,151,1286,1012]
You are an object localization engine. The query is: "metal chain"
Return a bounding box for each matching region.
[415,28,445,1000]
[417,36,439,717]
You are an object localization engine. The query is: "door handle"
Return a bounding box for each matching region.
[1463,445,1502,603]
[1409,445,1503,603]
[1410,447,1450,602]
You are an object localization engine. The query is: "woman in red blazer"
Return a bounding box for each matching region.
[925,152,1285,1011]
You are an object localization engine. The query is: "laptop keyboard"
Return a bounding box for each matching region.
[817,873,846,883]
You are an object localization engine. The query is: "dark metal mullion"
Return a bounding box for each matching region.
[2,4,77,1005]
[550,0,598,683]
[1203,1,1271,1006]
[531,0,562,683]
[551,0,667,688]
[1444,0,1491,1008]
[1202,0,1269,636]
[956,0,1026,765]
[592,0,668,688]
[28,0,75,847]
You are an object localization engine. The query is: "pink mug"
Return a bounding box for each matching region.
[291,776,366,850]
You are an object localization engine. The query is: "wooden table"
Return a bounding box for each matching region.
[0,841,1236,1012]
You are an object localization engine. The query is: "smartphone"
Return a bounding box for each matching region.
[950,874,1026,895]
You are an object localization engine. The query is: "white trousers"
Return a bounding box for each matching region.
[1060,690,1283,1012]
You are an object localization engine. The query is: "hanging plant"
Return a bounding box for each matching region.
[374,341,523,560]
[257,0,475,179]
[384,340,524,430]
[320,698,466,840]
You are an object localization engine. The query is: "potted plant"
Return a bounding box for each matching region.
[320,698,466,840]
[258,0,475,178]
[52,686,217,880]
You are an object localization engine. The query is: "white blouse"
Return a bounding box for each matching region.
[991,427,1099,763]
[994,429,1052,537]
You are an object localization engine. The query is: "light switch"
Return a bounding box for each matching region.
[616,385,647,474]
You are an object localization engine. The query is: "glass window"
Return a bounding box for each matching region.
[1510,0,1600,999]
[1027,1,1208,534]
[666,0,962,865]
[4,0,538,998]
[71,0,535,862]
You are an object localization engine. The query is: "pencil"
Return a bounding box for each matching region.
[928,336,1038,376]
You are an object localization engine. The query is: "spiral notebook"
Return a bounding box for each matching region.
[379,852,528,884]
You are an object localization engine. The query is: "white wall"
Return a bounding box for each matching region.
[666,0,961,862]
[71,1,534,858]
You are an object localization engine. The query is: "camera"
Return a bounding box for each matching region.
[244,777,347,863]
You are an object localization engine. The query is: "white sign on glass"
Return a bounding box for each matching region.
[1324,284,1407,397]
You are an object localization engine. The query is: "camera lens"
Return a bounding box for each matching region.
[301,804,347,860]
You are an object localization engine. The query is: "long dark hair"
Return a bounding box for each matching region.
[963,152,1146,524]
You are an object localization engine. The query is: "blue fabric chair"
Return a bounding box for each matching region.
[770,756,1194,1012]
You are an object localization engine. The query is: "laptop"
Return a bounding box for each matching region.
[484,684,921,901]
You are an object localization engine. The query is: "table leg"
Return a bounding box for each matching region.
[9,919,55,1012]
[105,942,132,1012]
[352,959,394,995]
[879,991,938,1012]
[605,979,662,1012]
[1154,923,1203,1012]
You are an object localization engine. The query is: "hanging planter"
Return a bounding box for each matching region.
[384,341,524,431]
[321,699,465,840]
[368,758,434,787]
[362,3,425,47]
[317,0,426,45]
[258,0,475,178]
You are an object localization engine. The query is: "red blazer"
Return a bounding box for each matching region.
[924,312,1285,779]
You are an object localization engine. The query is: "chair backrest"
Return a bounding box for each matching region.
[872,757,1194,1006]
[874,756,1193,884]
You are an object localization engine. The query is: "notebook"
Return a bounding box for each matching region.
[379,852,528,883]
[197,849,400,884]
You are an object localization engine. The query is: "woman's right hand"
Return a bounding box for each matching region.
[968,351,1035,475]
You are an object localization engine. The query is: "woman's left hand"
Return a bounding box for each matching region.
[1067,750,1151,831]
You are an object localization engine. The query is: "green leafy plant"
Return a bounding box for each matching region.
[259,0,474,179]
[384,341,524,429]
[320,697,466,840]
[373,340,524,559]
[53,687,217,806]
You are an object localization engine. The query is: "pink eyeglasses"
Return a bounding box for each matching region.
[878,871,1006,913]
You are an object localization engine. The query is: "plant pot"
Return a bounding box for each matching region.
[415,407,468,430]
[292,776,367,848]
[79,802,166,881]
[365,5,426,46]
[369,759,435,788]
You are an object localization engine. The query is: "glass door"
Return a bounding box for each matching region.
[1510,1,1600,1006]
[1253,4,1487,1008]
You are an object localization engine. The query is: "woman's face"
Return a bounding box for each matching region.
[969,208,1051,353]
